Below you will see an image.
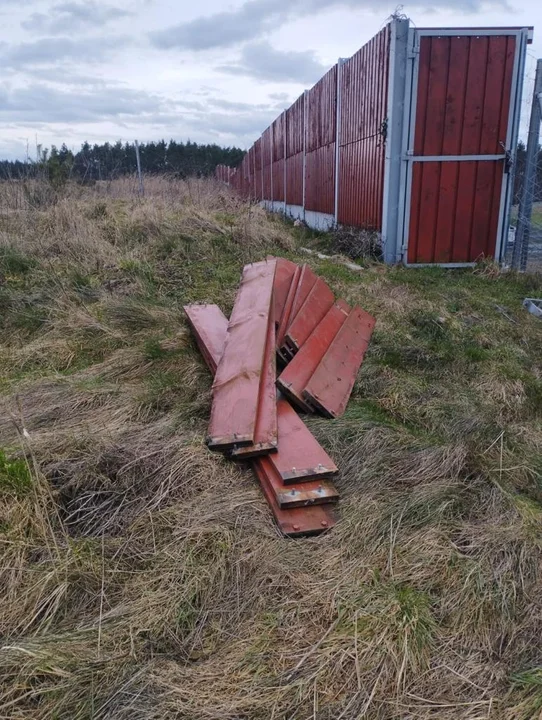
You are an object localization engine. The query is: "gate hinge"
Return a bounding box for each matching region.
[408,46,420,59]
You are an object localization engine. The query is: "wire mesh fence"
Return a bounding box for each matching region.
[507,55,542,273]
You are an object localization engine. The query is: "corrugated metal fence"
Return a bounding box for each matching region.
[218,20,531,266]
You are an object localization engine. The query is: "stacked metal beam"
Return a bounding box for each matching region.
[184,257,375,537]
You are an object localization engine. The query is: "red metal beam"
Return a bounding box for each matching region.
[269,398,338,483]
[207,260,276,451]
[253,460,336,536]
[276,264,301,352]
[283,276,335,354]
[277,299,350,412]
[259,455,339,508]
[185,302,338,536]
[303,306,375,418]
[272,257,298,328]
[183,304,228,374]
[230,301,278,459]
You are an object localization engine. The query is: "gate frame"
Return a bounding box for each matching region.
[396,26,530,267]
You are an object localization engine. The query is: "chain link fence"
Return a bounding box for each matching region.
[506,57,542,273]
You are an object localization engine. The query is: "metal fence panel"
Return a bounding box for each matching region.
[261,126,273,200]
[286,153,304,206]
[272,114,285,202]
[305,65,337,213]
[406,33,517,264]
[338,25,390,229]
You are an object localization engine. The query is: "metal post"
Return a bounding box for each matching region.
[134,140,144,197]
[382,18,410,264]
[334,58,345,226]
[513,59,542,271]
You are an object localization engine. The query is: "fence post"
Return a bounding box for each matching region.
[513,58,542,271]
[134,140,144,197]
[382,18,410,264]
[334,58,345,227]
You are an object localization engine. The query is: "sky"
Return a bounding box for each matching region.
[0,0,541,160]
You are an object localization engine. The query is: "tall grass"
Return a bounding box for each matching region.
[0,177,541,718]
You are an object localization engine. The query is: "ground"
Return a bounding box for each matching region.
[0,177,542,719]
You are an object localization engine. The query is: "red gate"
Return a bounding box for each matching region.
[402,28,527,265]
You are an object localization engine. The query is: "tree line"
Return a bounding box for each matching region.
[0,140,246,186]
[0,139,539,205]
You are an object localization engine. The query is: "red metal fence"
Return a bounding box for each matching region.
[217,21,530,266]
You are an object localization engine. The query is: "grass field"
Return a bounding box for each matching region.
[1,177,542,719]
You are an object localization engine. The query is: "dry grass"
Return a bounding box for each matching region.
[0,177,541,719]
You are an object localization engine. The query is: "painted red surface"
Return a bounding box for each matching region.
[230,300,278,459]
[252,460,336,536]
[272,114,285,202]
[272,258,298,329]
[305,65,337,214]
[207,260,276,450]
[261,126,273,201]
[408,33,516,263]
[276,265,301,350]
[183,304,228,374]
[185,300,338,537]
[283,93,305,206]
[269,398,339,483]
[254,137,263,201]
[303,306,375,418]
[277,299,350,412]
[338,25,390,229]
[284,277,335,353]
[258,456,339,509]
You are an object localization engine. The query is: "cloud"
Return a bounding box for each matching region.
[149,0,512,52]
[149,0,283,51]
[0,80,282,144]
[22,2,132,35]
[0,82,168,124]
[0,36,131,69]
[217,42,328,84]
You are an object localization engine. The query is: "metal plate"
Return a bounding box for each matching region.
[303,306,375,419]
[277,300,350,411]
[288,264,318,327]
[207,260,276,451]
[258,456,339,509]
[184,300,340,535]
[230,302,278,459]
[268,398,338,483]
[183,304,228,374]
[272,258,298,329]
[252,460,336,537]
[284,276,335,353]
[276,264,301,350]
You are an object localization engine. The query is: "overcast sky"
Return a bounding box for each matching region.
[0,0,540,160]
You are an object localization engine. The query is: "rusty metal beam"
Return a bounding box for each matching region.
[207,260,276,451]
[303,306,375,418]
